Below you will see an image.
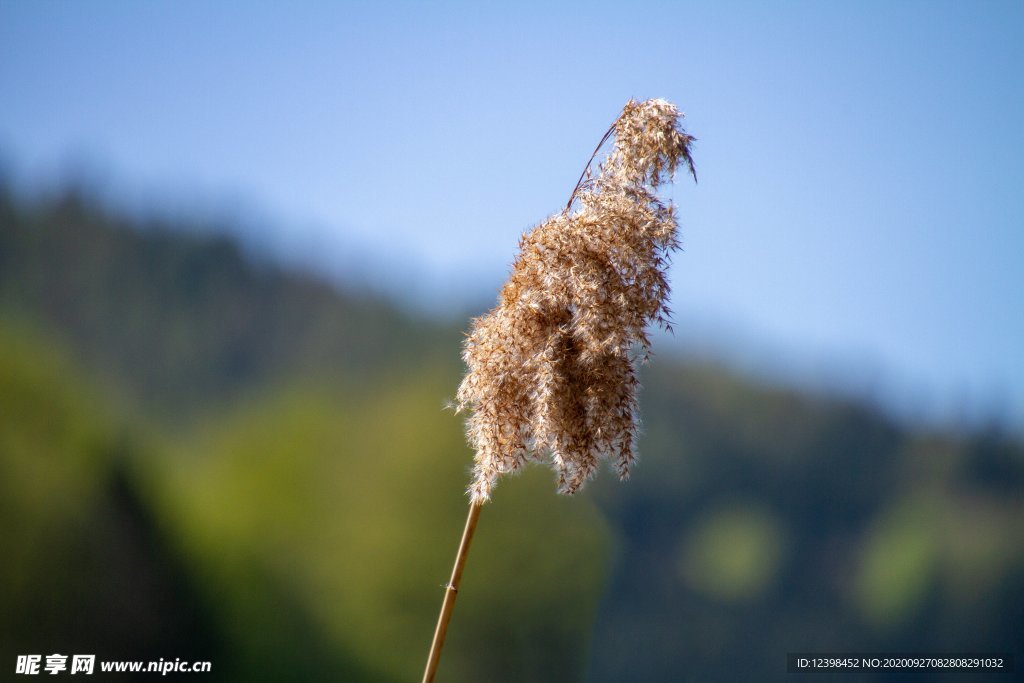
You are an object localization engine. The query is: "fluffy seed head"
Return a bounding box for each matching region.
[457,98,695,503]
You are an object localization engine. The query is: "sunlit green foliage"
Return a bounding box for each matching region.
[154,377,608,681]
[0,324,221,664]
[0,324,109,619]
[677,502,787,602]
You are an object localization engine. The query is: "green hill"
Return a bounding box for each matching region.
[1,185,1021,680]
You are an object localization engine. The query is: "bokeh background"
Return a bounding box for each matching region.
[2,1,1022,680]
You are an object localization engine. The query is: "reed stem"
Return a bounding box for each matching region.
[564,123,616,213]
[422,500,483,682]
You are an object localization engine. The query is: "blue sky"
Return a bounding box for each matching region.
[2,0,1022,428]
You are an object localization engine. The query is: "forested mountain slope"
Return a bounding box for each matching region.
[2,186,1021,681]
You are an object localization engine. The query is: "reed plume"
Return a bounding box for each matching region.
[457,98,695,503]
[425,99,694,682]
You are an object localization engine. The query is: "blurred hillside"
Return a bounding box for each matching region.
[1,185,1022,681]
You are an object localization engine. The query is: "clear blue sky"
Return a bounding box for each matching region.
[2,0,1022,428]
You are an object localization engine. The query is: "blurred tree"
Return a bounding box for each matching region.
[0,326,222,667]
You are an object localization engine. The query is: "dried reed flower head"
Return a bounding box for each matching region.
[457,98,695,503]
